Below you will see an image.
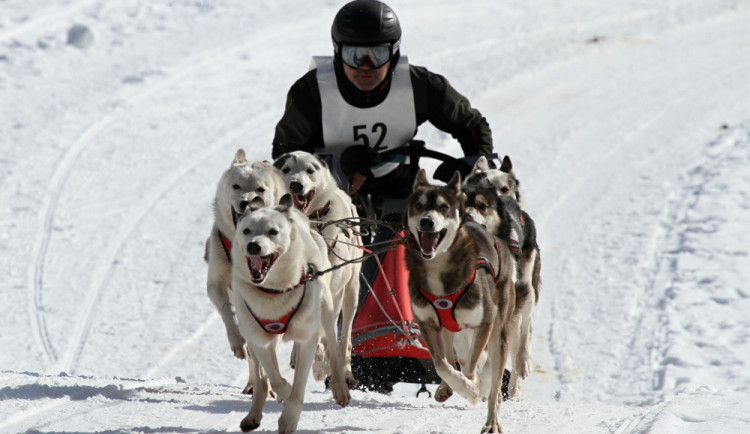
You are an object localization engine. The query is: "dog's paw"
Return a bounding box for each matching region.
[228,334,247,359]
[345,371,358,389]
[331,383,351,408]
[518,355,533,379]
[481,419,503,433]
[240,415,261,432]
[241,380,253,395]
[312,343,331,381]
[434,382,453,402]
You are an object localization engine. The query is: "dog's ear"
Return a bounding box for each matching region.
[273,154,290,171]
[500,155,513,174]
[413,168,430,191]
[447,171,461,194]
[278,193,293,210]
[234,149,247,165]
[249,196,265,212]
[472,155,489,173]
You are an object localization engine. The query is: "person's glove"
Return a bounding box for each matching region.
[339,145,380,179]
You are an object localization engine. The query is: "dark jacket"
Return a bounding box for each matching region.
[272,60,493,159]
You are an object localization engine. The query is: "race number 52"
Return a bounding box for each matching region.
[353,123,388,151]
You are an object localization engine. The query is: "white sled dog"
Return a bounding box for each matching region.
[231,195,350,433]
[404,170,522,433]
[273,150,362,387]
[464,155,541,399]
[204,149,286,394]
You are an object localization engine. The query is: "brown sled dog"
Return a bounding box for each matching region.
[403,169,525,433]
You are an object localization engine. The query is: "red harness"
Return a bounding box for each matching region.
[244,265,316,335]
[417,240,502,332]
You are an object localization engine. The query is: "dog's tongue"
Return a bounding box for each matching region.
[248,255,264,273]
[420,232,440,255]
[293,194,309,212]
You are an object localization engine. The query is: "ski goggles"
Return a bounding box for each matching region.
[339,43,394,69]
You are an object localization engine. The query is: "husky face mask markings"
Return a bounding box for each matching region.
[407,170,463,259]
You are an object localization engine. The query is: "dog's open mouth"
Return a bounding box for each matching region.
[292,190,315,213]
[247,253,279,284]
[418,229,447,258]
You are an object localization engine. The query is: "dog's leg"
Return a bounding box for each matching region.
[320,294,351,407]
[435,330,458,402]
[482,316,507,433]
[207,263,247,360]
[251,341,292,404]
[420,323,480,403]
[338,271,359,388]
[240,348,269,432]
[278,335,318,434]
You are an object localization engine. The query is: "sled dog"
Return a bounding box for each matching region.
[464,155,526,211]
[463,184,541,398]
[231,195,350,433]
[404,169,523,433]
[273,151,362,387]
[204,149,286,393]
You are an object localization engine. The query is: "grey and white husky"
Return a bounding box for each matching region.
[403,169,523,433]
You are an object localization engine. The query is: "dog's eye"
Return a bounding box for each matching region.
[414,202,423,211]
[232,184,241,190]
[256,187,265,193]
[500,187,510,193]
[440,204,449,212]
[306,168,315,174]
[268,229,278,236]
[242,228,250,235]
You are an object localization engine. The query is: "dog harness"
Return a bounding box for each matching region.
[244,265,318,335]
[219,230,233,262]
[307,200,331,221]
[418,239,502,332]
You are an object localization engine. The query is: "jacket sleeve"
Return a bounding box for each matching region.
[271,70,324,159]
[411,65,493,156]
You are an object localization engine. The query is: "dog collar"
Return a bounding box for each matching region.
[308,201,331,221]
[256,264,318,294]
[245,264,317,334]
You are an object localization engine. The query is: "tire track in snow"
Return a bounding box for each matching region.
[57,18,320,375]
[0,0,98,43]
[28,47,246,371]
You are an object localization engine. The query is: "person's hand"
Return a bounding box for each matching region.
[348,172,366,195]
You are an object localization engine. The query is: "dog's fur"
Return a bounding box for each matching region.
[231,195,350,433]
[463,156,542,399]
[464,155,526,211]
[273,151,362,387]
[205,149,286,394]
[404,169,521,433]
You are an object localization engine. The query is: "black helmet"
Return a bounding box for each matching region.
[331,0,401,54]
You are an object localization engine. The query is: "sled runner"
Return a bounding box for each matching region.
[317,143,511,396]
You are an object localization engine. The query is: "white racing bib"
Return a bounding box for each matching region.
[313,56,417,178]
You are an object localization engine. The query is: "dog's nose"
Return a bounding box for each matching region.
[239,200,249,212]
[247,242,261,255]
[419,217,434,231]
[289,181,303,194]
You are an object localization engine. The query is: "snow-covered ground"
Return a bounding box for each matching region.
[2,0,750,432]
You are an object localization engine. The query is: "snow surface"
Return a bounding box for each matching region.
[2,0,750,432]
